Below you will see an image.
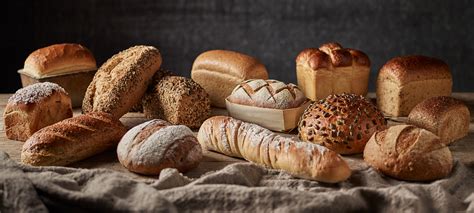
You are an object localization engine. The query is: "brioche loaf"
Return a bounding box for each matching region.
[191,50,269,108]
[408,96,470,145]
[376,55,452,117]
[197,116,351,183]
[4,82,73,141]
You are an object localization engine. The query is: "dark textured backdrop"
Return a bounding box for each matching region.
[5,0,474,93]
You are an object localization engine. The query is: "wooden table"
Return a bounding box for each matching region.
[1,93,473,179]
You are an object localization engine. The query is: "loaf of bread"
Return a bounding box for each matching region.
[22,43,97,78]
[296,42,370,101]
[83,45,161,118]
[142,76,211,129]
[197,116,351,183]
[117,119,202,175]
[364,125,453,181]
[376,55,452,117]
[408,96,470,145]
[298,93,387,154]
[227,79,307,109]
[21,112,127,166]
[4,82,73,141]
[191,50,269,108]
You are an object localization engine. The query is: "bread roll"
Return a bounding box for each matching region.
[142,76,211,129]
[4,82,73,141]
[227,79,307,109]
[23,43,97,78]
[364,125,453,181]
[21,112,127,166]
[82,45,161,118]
[191,50,269,108]
[408,96,470,145]
[197,116,351,183]
[117,119,202,175]
[296,42,370,101]
[298,93,387,154]
[376,55,452,117]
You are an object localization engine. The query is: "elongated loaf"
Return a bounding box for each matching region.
[197,116,351,183]
[21,112,127,166]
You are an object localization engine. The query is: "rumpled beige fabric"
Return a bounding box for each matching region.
[1,151,473,213]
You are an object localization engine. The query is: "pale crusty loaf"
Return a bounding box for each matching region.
[21,112,127,166]
[296,42,370,101]
[198,116,351,183]
[4,82,73,141]
[191,50,269,108]
[298,93,387,155]
[227,79,307,109]
[23,43,97,78]
[117,119,202,175]
[82,45,161,118]
[364,125,453,181]
[376,55,452,117]
[142,76,211,129]
[408,96,470,145]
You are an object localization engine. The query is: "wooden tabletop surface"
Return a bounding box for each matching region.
[1,93,473,179]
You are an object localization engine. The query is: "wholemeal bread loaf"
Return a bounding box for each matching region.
[408,96,470,145]
[376,55,452,117]
[197,116,351,183]
[298,93,387,154]
[117,119,202,175]
[364,125,453,181]
[296,42,370,101]
[191,50,269,108]
[23,43,97,78]
[21,112,127,166]
[142,76,211,129]
[4,82,73,141]
[82,45,161,118]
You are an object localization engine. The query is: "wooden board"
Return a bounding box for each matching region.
[1,93,473,180]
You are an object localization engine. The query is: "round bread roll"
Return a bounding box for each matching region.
[298,93,387,154]
[4,82,73,141]
[82,45,161,118]
[117,119,203,175]
[364,125,453,181]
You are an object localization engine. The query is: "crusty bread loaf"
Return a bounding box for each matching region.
[23,43,97,78]
[117,119,202,175]
[21,112,127,166]
[4,82,73,141]
[227,79,307,109]
[296,42,370,101]
[82,45,161,118]
[376,55,452,117]
[364,125,453,181]
[408,96,470,145]
[298,93,387,155]
[191,50,269,108]
[142,76,211,129]
[197,116,351,183]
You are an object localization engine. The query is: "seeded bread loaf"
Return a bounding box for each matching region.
[296,42,370,101]
[298,93,387,154]
[364,125,453,181]
[408,96,470,145]
[376,55,452,117]
[4,82,73,141]
[198,116,351,183]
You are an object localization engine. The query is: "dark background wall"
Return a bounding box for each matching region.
[5,0,474,93]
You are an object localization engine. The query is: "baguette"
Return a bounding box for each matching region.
[197,116,351,183]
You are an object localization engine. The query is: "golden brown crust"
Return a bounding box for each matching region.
[295,48,331,70]
[378,55,451,85]
[24,43,97,78]
[347,49,371,67]
[296,42,369,69]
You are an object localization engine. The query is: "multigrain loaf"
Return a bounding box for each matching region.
[376,55,452,117]
[4,82,72,141]
[82,45,161,118]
